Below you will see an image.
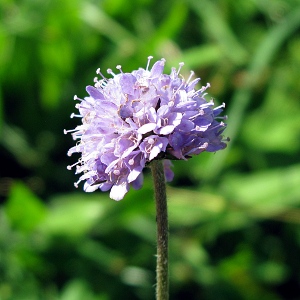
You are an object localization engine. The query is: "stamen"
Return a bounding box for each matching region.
[172,81,185,100]
[145,144,152,153]
[128,159,134,165]
[197,82,210,94]
[214,102,226,110]
[67,161,81,170]
[64,128,77,134]
[70,113,81,118]
[73,95,84,101]
[107,68,115,76]
[177,62,184,75]
[207,121,226,132]
[96,68,106,79]
[215,115,228,120]
[116,65,123,73]
[95,80,106,89]
[146,56,153,71]
[74,180,80,188]
[186,70,195,84]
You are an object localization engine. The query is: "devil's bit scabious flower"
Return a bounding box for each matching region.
[65,56,227,201]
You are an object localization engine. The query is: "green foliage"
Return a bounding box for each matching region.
[5,181,47,232]
[1,0,300,299]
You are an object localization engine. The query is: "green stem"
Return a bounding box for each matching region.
[151,160,169,300]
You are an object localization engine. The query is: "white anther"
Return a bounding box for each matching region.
[201,142,208,149]
[198,83,211,93]
[113,170,120,176]
[168,101,174,107]
[96,68,107,80]
[177,62,184,75]
[148,138,155,145]
[67,161,80,170]
[64,129,73,134]
[146,56,153,71]
[116,65,123,73]
[70,113,81,118]
[107,68,115,76]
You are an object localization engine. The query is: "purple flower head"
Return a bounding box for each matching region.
[65,56,228,200]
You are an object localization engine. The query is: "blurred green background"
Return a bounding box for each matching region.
[1,0,300,299]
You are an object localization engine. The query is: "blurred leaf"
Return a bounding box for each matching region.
[120,266,152,287]
[0,30,14,77]
[242,54,300,153]
[39,193,113,237]
[78,239,125,272]
[256,261,289,284]
[242,96,300,153]
[206,4,300,178]
[0,88,3,134]
[0,1,42,36]
[223,164,300,218]
[60,279,107,300]
[102,0,128,15]
[117,183,156,242]
[40,71,66,109]
[81,2,138,51]
[167,187,226,226]
[173,237,208,266]
[180,45,223,69]
[1,123,43,168]
[5,181,47,232]
[219,247,280,300]
[151,0,188,44]
[39,40,74,109]
[189,0,248,65]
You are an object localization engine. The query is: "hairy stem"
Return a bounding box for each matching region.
[151,160,169,300]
